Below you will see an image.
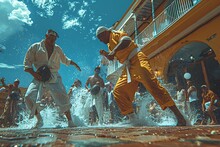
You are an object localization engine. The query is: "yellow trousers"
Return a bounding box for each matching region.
[113,52,175,115]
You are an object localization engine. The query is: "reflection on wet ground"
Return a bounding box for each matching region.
[0,126,220,146]
[0,133,56,146]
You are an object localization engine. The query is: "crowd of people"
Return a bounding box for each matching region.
[0,78,25,127]
[1,74,219,128]
[174,80,220,125]
[0,28,219,128]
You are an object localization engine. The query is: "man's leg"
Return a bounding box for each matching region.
[25,80,43,128]
[95,93,104,125]
[34,110,43,128]
[64,110,76,127]
[113,74,139,124]
[169,105,186,126]
[48,76,75,127]
[140,74,186,126]
[64,110,72,121]
[113,75,139,116]
[208,110,217,125]
[89,108,95,125]
[135,54,186,126]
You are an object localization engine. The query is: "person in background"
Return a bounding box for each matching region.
[0,78,21,126]
[134,83,147,114]
[96,26,186,126]
[201,85,218,125]
[105,82,121,123]
[0,78,6,92]
[176,85,188,114]
[23,29,81,128]
[148,100,161,122]
[85,66,105,125]
[186,80,202,125]
[68,79,82,98]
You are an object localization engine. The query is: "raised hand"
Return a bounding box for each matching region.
[100,50,114,60]
[99,50,108,56]
[74,64,81,71]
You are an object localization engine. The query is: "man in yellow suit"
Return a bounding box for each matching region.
[96,26,186,126]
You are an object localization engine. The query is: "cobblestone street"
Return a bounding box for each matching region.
[0,125,220,146]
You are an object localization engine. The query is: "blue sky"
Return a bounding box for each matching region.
[0,0,133,89]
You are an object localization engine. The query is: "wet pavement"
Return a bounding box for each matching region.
[0,125,220,146]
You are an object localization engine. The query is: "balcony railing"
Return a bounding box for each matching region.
[137,0,201,45]
[107,0,201,76]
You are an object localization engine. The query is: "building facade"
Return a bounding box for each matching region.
[105,0,220,95]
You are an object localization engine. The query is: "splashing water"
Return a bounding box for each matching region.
[17,106,68,129]
[15,82,193,129]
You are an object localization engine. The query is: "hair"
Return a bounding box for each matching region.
[47,29,59,38]
[94,66,101,71]
[187,80,192,85]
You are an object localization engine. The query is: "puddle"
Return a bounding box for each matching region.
[181,136,220,145]
[0,133,57,146]
[67,137,132,147]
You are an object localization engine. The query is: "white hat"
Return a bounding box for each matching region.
[201,85,207,88]
[96,26,109,37]
[14,78,20,83]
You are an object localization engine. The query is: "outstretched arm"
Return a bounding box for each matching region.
[70,61,81,71]
[85,77,91,91]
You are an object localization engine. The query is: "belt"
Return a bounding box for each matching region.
[123,47,141,83]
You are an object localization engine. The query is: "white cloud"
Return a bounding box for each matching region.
[62,0,102,36]
[97,16,102,22]
[78,9,86,18]
[62,14,69,22]
[0,63,15,69]
[68,1,78,11]
[9,9,33,25]
[31,0,59,16]
[0,63,23,69]
[83,1,88,7]
[62,18,82,30]
[0,0,33,43]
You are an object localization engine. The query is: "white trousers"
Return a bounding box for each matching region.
[25,74,71,118]
[92,88,104,124]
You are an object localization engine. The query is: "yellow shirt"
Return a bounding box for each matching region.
[202,90,218,105]
[107,31,138,63]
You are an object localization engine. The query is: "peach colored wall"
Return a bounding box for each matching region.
[148,15,220,81]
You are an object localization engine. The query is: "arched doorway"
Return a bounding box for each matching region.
[167,42,220,96]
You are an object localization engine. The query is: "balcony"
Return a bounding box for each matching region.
[106,0,201,81]
[136,0,200,46]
